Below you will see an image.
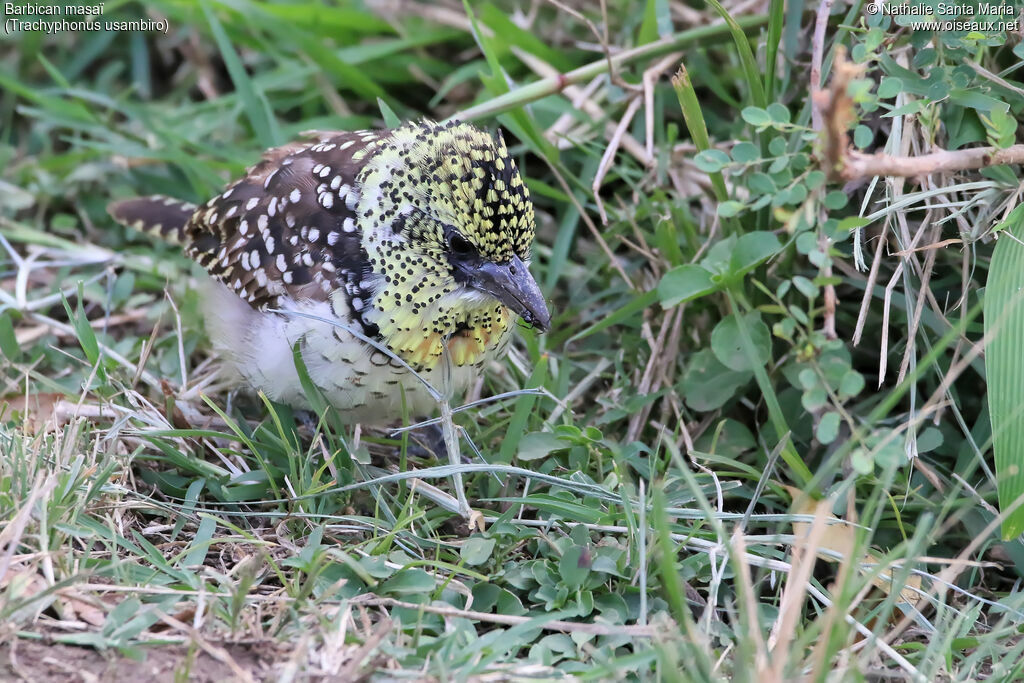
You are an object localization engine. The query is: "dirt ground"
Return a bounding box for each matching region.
[0,639,274,682]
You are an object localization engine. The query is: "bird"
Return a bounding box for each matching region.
[109,120,551,425]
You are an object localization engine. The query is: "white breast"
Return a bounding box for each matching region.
[200,280,504,423]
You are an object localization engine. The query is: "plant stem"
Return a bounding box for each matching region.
[450,15,770,122]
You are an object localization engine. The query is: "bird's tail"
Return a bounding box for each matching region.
[107,196,198,245]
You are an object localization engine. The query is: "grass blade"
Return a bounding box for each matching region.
[200,0,281,149]
[702,0,767,108]
[985,220,1024,539]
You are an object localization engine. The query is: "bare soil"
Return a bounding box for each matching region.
[0,639,275,682]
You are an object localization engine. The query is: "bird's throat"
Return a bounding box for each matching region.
[380,303,511,370]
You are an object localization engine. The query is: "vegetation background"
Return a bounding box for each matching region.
[2,0,1024,679]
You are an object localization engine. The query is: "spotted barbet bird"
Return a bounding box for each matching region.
[109,121,550,423]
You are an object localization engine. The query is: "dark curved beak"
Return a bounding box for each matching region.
[464,256,551,332]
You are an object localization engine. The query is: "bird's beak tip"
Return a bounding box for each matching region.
[468,258,552,335]
[527,306,551,333]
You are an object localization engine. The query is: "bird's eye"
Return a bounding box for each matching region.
[448,233,474,256]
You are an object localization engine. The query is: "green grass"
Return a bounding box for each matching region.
[3,0,1024,680]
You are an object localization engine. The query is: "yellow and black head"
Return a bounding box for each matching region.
[355,120,550,367]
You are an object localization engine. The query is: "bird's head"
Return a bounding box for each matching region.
[353,121,550,369]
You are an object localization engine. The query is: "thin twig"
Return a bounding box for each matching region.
[451,15,770,122]
[515,50,649,164]
[593,95,642,224]
[643,52,683,160]
[842,145,1024,180]
[809,0,836,132]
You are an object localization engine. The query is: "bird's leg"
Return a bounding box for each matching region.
[437,398,484,531]
[407,421,446,459]
[408,421,476,463]
[294,408,319,436]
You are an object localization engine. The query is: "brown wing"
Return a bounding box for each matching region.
[183,131,384,313]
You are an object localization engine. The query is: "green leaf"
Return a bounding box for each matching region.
[638,0,661,44]
[672,61,734,232]
[806,171,827,190]
[824,190,849,210]
[718,200,744,218]
[61,288,99,367]
[694,149,730,173]
[816,411,841,444]
[983,109,1019,149]
[104,598,144,635]
[730,141,759,163]
[992,204,1024,236]
[839,216,872,231]
[0,314,20,362]
[379,569,437,595]
[766,102,790,124]
[291,341,331,427]
[851,448,873,475]
[558,545,590,589]
[658,265,717,307]
[378,98,401,128]
[680,349,752,411]
[839,370,865,399]
[986,218,1024,539]
[792,275,818,298]
[711,313,771,372]
[702,0,766,108]
[748,172,776,195]
[917,427,944,453]
[802,385,828,412]
[885,100,924,118]
[518,432,566,461]
[950,89,1009,114]
[741,106,772,127]
[498,355,548,463]
[180,515,217,567]
[854,125,873,149]
[729,231,782,277]
[878,76,903,98]
[461,536,496,566]
[498,494,604,524]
